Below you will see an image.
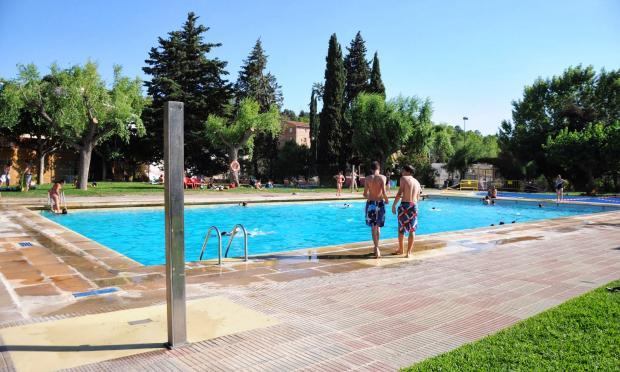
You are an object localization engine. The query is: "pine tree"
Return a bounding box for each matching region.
[234,39,283,178]
[344,31,371,105]
[341,32,371,168]
[142,12,233,174]
[369,52,386,97]
[235,39,283,111]
[318,34,346,184]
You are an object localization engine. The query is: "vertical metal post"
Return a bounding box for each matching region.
[164,101,187,348]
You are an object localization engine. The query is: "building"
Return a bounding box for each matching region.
[278,120,310,148]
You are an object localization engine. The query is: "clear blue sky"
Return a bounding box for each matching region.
[1,0,618,134]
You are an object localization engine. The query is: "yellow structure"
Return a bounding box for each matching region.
[459,179,479,190]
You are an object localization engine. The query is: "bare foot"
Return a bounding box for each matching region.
[394,250,403,255]
[374,247,381,259]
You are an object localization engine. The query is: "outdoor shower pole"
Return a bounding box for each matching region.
[163,101,187,348]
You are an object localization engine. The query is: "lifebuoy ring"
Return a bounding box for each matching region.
[230,160,240,172]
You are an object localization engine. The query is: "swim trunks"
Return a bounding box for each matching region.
[365,201,386,227]
[398,202,418,234]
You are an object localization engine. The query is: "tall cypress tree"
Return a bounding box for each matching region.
[234,39,283,178]
[318,34,346,184]
[142,12,232,174]
[369,52,386,97]
[309,83,322,173]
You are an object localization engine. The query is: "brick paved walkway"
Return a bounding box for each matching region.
[52,212,620,371]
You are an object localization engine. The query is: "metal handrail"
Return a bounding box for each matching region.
[224,224,249,262]
[198,226,222,264]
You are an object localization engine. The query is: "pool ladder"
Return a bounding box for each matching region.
[198,224,248,265]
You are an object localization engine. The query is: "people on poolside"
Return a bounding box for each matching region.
[385,169,393,193]
[363,161,389,258]
[22,162,33,191]
[1,162,11,187]
[334,171,345,196]
[49,180,65,214]
[351,168,359,192]
[255,180,262,190]
[554,175,565,203]
[266,180,274,189]
[391,165,421,258]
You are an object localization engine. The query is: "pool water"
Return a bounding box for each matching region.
[43,197,607,265]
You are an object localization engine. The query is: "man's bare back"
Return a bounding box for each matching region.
[399,175,421,203]
[364,174,388,202]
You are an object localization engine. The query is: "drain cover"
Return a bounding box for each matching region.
[128,318,153,326]
[18,242,33,247]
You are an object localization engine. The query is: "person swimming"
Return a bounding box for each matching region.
[239,202,248,207]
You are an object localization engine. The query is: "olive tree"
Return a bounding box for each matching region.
[0,62,145,189]
[205,98,280,185]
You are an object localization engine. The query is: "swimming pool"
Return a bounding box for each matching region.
[43,197,609,265]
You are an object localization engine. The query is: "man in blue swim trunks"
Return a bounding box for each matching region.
[392,165,422,258]
[363,161,389,258]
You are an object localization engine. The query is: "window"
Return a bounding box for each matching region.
[289,127,293,133]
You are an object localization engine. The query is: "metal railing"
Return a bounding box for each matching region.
[224,224,248,262]
[198,226,222,264]
[198,224,248,264]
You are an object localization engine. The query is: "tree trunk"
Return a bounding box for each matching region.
[101,157,107,181]
[77,143,94,190]
[37,152,46,185]
[229,147,240,186]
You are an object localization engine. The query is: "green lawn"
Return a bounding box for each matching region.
[405,279,620,371]
[0,181,343,198]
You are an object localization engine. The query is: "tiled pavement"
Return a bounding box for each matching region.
[0,197,619,370]
[62,212,619,371]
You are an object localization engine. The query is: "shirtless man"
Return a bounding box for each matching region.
[363,161,389,258]
[391,165,421,258]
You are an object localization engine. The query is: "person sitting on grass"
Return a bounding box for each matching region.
[49,180,66,214]
[255,180,263,189]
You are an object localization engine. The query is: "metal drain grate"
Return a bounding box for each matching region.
[18,242,33,247]
[72,287,119,298]
[128,318,153,326]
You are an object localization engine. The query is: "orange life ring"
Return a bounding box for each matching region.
[230,160,240,172]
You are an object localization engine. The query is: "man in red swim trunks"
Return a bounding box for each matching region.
[391,165,421,258]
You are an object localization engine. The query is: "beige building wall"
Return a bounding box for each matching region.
[1,145,78,185]
[278,121,311,148]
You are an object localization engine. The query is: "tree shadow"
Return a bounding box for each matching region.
[0,342,165,352]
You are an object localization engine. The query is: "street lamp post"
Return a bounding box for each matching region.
[462,116,468,132]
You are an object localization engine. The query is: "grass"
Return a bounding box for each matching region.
[404,279,620,371]
[0,181,344,198]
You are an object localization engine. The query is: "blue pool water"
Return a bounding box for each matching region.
[43,197,608,265]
